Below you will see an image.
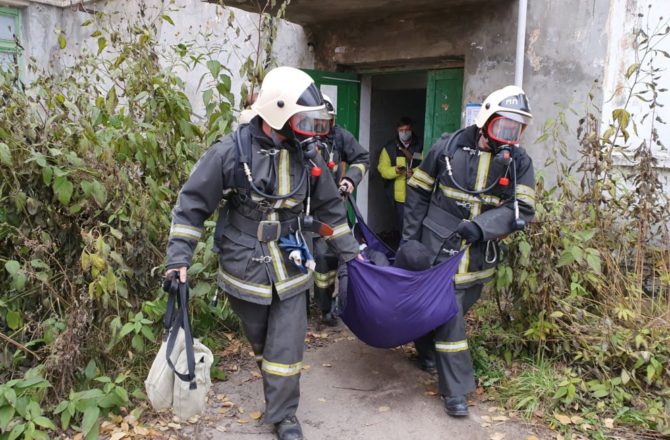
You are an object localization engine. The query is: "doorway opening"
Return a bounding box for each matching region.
[367,71,427,248]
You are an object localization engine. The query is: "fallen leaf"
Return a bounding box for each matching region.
[237,419,248,424]
[481,415,492,422]
[250,411,262,420]
[216,394,227,401]
[302,365,311,371]
[318,398,326,402]
[72,434,84,440]
[488,406,501,412]
[216,426,227,432]
[109,433,128,440]
[492,415,509,422]
[476,387,485,395]
[134,425,149,435]
[424,390,438,396]
[555,414,572,425]
[251,372,262,379]
[322,363,332,367]
[604,418,614,429]
[167,422,182,429]
[100,421,115,433]
[527,436,539,440]
[238,407,245,414]
[570,415,584,424]
[222,401,235,408]
[347,336,355,340]
[490,432,506,440]
[378,406,391,412]
[481,422,491,428]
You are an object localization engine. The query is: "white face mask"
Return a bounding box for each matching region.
[398,130,412,142]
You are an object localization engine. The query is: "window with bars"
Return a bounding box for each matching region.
[0,6,21,75]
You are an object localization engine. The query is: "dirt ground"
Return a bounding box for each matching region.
[173,323,550,440]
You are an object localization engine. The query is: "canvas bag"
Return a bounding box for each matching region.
[145,276,213,417]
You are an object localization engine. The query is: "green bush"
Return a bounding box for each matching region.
[483,20,670,437]
[0,11,237,439]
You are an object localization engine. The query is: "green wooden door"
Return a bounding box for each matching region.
[302,69,360,138]
[423,69,464,153]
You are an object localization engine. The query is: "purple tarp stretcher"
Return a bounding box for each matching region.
[338,199,463,349]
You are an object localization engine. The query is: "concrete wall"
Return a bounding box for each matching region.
[14,0,313,118]
[602,0,670,192]
[310,0,612,184]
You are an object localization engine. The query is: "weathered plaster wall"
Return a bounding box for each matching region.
[16,0,313,118]
[311,0,611,182]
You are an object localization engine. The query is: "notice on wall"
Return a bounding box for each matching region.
[320,84,338,110]
[464,103,481,127]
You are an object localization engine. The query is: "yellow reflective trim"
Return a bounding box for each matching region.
[516,184,535,196]
[518,195,536,208]
[278,149,290,196]
[275,272,312,294]
[413,168,435,186]
[439,185,500,206]
[314,270,337,281]
[454,267,496,285]
[315,279,335,288]
[266,212,288,281]
[170,224,203,239]
[350,163,367,175]
[218,269,272,298]
[435,340,469,353]
[458,243,470,275]
[408,176,433,192]
[327,223,352,240]
[170,231,200,240]
[261,359,303,377]
[475,151,492,192]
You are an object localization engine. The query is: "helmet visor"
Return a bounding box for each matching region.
[289,108,333,137]
[487,116,526,145]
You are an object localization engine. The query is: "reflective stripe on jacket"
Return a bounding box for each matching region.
[166,118,359,305]
[403,125,535,288]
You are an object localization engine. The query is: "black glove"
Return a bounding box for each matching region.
[456,220,483,244]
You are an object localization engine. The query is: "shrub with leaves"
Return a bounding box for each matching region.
[0,7,239,439]
[483,12,670,437]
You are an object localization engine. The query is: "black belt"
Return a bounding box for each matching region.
[228,209,300,242]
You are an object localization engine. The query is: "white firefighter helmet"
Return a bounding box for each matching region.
[252,66,331,136]
[323,94,336,116]
[475,85,533,128]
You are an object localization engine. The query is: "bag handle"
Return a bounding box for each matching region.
[163,275,197,389]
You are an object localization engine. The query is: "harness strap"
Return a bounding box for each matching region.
[164,278,197,389]
[228,209,300,239]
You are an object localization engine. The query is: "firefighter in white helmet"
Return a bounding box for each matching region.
[165,66,359,440]
[403,85,535,417]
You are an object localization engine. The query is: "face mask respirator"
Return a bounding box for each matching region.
[398,131,412,143]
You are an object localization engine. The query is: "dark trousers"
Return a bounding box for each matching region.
[312,237,338,315]
[414,284,483,397]
[227,291,308,424]
[395,201,405,234]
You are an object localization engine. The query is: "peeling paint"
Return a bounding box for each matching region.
[527,28,542,72]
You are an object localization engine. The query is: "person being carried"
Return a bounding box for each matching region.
[402,85,536,417]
